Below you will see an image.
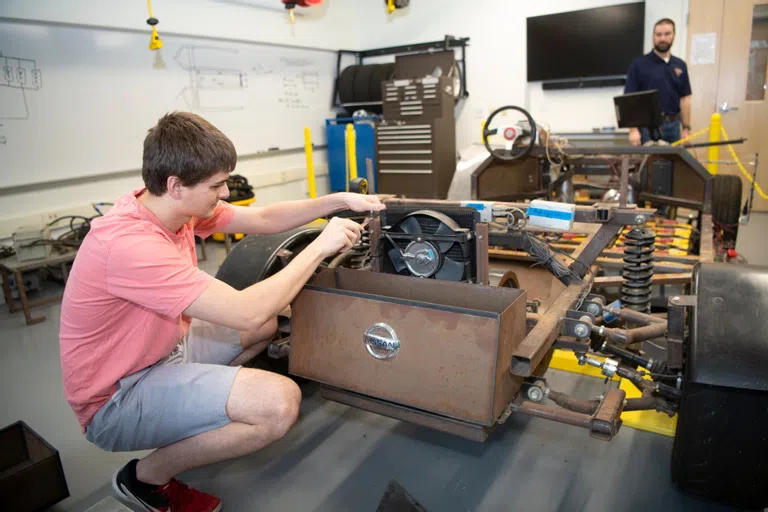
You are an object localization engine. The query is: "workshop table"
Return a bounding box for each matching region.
[0,250,77,325]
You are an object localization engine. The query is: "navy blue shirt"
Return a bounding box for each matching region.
[624,52,692,115]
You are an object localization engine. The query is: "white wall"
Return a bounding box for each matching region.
[0,0,691,238]
[356,0,689,143]
[0,0,354,238]
[0,152,330,238]
[0,0,362,51]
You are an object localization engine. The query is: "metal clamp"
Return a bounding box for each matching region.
[521,377,549,403]
[576,353,619,379]
[563,310,595,339]
[579,294,606,317]
[667,295,696,370]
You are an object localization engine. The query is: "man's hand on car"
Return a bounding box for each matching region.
[312,217,363,257]
[339,192,386,213]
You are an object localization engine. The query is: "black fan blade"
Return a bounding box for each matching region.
[434,221,456,252]
[388,247,408,273]
[434,256,465,281]
[399,216,422,235]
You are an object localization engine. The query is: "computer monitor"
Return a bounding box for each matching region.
[614,90,663,141]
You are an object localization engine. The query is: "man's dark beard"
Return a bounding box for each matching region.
[654,41,672,53]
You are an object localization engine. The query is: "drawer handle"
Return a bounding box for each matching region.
[364,323,400,359]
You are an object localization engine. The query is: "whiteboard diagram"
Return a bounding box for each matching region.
[1,52,43,120]
[277,56,320,109]
[175,45,248,112]
[0,19,337,189]
[251,63,274,76]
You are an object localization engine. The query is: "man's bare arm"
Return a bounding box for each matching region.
[680,95,692,129]
[183,217,362,331]
[224,193,384,236]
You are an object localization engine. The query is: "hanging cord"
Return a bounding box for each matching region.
[720,125,767,200]
[670,127,709,147]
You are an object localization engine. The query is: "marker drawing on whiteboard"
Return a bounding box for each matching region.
[1,52,43,121]
[175,45,247,112]
[278,57,319,109]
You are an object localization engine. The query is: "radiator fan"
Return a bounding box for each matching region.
[382,210,471,282]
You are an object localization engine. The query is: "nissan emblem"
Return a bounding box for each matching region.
[363,323,400,359]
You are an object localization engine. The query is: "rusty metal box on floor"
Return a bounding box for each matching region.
[290,268,527,429]
[0,421,69,512]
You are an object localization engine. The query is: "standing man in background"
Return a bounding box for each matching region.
[624,18,692,145]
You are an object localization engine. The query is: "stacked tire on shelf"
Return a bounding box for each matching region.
[337,63,395,114]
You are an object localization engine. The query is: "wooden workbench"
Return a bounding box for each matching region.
[0,250,77,325]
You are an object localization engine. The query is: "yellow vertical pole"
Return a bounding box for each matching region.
[344,124,351,191]
[304,127,316,199]
[345,123,358,183]
[707,113,721,175]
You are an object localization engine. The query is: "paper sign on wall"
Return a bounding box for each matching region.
[690,33,717,65]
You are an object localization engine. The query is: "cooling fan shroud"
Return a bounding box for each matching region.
[381,210,472,282]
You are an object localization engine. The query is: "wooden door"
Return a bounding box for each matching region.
[688,0,768,211]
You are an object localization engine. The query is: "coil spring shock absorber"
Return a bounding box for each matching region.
[348,217,371,269]
[621,227,655,313]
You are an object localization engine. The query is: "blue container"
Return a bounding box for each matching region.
[326,117,378,193]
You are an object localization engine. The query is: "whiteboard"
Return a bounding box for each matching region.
[0,20,336,189]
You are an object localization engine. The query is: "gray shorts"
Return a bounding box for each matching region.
[86,319,243,452]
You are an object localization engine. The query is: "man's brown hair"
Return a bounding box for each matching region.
[654,18,675,33]
[142,112,237,196]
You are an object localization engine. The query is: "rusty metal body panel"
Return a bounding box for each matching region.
[290,268,527,426]
[321,387,492,442]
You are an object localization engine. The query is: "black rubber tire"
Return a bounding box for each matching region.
[711,174,742,245]
[449,63,462,100]
[672,380,768,509]
[215,228,322,290]
[215,228,322,378]
[338,65,358,104]
[353,64,377,103]
[369,63,394,102]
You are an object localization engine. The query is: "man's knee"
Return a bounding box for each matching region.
[268,379,301,439]
[227,369,301,438]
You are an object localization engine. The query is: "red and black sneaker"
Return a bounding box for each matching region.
[112,459,222,512]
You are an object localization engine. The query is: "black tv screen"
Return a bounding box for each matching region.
[527,2,645,82]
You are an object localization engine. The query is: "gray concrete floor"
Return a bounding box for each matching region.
[0,243,746,512]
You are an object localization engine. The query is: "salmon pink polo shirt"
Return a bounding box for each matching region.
[59,189,234,429]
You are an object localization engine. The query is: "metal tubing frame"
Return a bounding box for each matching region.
[510,276,591,377]
[381,197,655,378]
[601,322,669,346]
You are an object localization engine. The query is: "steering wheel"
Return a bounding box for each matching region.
[483,105,537,161]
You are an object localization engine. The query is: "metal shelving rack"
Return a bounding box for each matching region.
[331,35,470,110]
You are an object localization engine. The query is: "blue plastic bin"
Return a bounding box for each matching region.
[326,117,378,193]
